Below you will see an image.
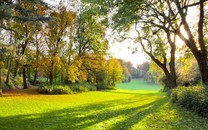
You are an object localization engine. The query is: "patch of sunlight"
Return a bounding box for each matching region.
[87,115,126,130]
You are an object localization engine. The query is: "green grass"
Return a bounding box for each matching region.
[118,78,161,91]
[0,80,208,130]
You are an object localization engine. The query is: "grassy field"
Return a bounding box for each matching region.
[0,79,208,130]
[117,78,161,91]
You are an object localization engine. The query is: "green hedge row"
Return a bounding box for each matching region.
[38,83,97,95]
[38,86,72,94]
[171,86,208,117]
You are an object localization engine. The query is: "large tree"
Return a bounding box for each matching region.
[83,0,208,89]
[112,0,208,87]
[43,7,76,84]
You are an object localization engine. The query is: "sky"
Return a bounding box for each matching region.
[108,41,148,67]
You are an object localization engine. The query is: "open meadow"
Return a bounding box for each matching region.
[0,79,208,130]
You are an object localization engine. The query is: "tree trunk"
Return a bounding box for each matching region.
[28,67,31,83]
[167,31,177,89]
[176,0,208,87]
[13,61,19,77]
[0,67,2,95]
[33,68,38,83]
[49,70,53,85]
[23,66,27,89]
[5,56,12,85]
[196,56,208,86]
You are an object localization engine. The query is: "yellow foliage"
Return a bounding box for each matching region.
[105,58,123,86]
[67,64,80,83]
[79,71,87,81]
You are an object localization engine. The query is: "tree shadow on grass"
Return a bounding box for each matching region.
[1,85,207,129]
[0,95,167,130]
[103,90,160,95]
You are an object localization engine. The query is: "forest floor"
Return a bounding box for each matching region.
[0,79,208,130]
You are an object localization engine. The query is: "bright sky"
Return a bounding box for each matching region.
[106,27,149,67]
[108,41,148,67]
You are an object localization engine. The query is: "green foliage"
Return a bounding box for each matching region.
[70,83,97,93]
[176,58,201,86]
[38,86,72,94]
[38,83,97,94]
[95,83,108,90]
[7,80,14,89]
[171,86,208,117]
[75,7,108,56]
[9,76,23,89]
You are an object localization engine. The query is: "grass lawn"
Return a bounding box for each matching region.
[117,78,161,91]
[0,79,208,130]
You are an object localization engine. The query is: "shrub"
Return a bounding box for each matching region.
[7,80,15,89]
[70,83,97,92]
[38,83,97,94]
[12,76,23,88]
[38,86,72,94]
[88,84,97,91]
[171,86,208,117]
[96,83,108,90]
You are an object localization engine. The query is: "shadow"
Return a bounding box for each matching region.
[0,96,167,130]
[102,90,159,95]
[1,93,207,129]
[1,87,40,97]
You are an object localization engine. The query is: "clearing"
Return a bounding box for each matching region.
[0,79,208,130]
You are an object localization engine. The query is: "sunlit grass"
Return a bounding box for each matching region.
[0,80,208,129]
[117,78,161,91]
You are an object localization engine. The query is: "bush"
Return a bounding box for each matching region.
[38,83,97,94]
[70,83,97,92]
[171,86,208,117]
[7,80,15,89]
[12,76,23,88]
[38,86,72,94]
[87,84,97,91]
[96,83,108,90]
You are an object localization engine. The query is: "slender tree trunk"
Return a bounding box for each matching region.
[33,68,38,83]
[5,56,12,85]
[13,61,19,77]
[0,67,2,95]
[49,70,53,85]
[23,66,27,89]
[28,67,31,83]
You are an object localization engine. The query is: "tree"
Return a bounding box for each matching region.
[138,61,150,78]
[0,0,50,89]
[72,5,109,83]
[75,8,108,58]
[174,0,208,86]
[119,59,131,82]
[176,56,201,86]
[0,0,50,38]
[105,58,123,88]
[82,0,178,89]
[43,8,76,84]
[137,27,177,89]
